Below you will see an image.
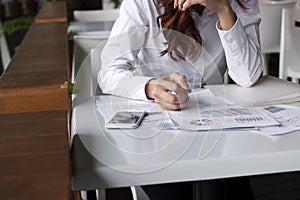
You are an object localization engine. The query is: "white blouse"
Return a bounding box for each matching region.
[98,0,264,100]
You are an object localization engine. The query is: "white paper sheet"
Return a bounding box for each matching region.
[257,105,300,136]
[95,89,299,136]
[164,89,280,131]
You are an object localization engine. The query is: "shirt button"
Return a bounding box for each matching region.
[237,61,241,66]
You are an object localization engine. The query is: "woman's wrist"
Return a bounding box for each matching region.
[217,4,236,30]
[145,79,156,100]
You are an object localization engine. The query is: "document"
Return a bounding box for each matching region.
[257,105,300,136]
[95,88,299,135]
[163,89,280,131]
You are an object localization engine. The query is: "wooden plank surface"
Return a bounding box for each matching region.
[0,22,70,114]
[0,110,70,200]
[35,1,68,23]
[0,2,73,200]
[0,2,71,199]
[1,22,69,87]
[0,83,69,114]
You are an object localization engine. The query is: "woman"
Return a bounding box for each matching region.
[98,0,262,199]
[98,0,263,110]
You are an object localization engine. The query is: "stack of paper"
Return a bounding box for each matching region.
[164,89,280,131]
[95,87,300,136]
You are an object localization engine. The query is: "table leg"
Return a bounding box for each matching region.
[86,190,97,200]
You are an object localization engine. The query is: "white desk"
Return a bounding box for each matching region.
[71,95,300,191]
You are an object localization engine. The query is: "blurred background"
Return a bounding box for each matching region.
[0,0,121,75]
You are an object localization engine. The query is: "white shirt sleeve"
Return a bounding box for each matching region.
[217,0,264,87]
[99,0,264,101]
[98,0,154,100]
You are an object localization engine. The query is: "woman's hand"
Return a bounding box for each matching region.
[174,0,236,30]
[174,0,229,13]
[145,72,191,110]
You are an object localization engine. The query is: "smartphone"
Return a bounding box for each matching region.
[105,110,146,129]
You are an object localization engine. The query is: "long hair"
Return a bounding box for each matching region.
[156,0,246,61]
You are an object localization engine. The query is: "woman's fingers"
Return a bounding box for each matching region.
[182,0,193,11]
[159,79,190,94]
[149,72,190,94]
[175,0,193,11]
[160,91,189,104]
[175,0,205,11]
[145,72,191,110]
[167,72,191,91]
[156,94,190,110]
[150,84,190,110]
[174,0,178,8]
[177,0,187,10]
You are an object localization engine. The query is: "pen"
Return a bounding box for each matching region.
[146,111,163,115]
[168,90,189,95]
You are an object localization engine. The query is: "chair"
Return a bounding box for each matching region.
[72,36,150,200]
[71,9,118,37]
[258,0,297,75]
[279,7,300,83]
[73,9,120,22]
[72,33,110,98]
[90,43,151,200]
[71,35,107,200]
[0,22,11,72]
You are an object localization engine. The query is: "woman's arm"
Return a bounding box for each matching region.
[98,0,153,100]
[99,0,191,110]
[175,0,237,30]
[176,0,264,87]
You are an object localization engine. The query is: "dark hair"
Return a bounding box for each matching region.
[156,0,246,61]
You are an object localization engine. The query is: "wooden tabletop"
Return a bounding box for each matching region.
[0,110,70,200]
[35,1,68,23]
[0,22,70,114]
[0,1,71,199]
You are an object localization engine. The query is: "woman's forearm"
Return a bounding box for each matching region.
[217,3,237,30]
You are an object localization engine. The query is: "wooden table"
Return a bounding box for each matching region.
[0,2,71,199]
[0,22,70,114]
[35,1,68,23]
[0,110,70,200]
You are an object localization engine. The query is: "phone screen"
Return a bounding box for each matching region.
[106,111,146,129]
